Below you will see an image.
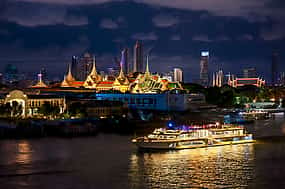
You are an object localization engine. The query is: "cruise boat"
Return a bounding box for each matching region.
[132,124,254,150]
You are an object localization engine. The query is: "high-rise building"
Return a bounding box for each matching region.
[77,53,93,81]
[200,51,209,87]
[71,56,78,79]
[133,41,144,73]
[121,48,129,74]
[212,69,223,87]
[173,68,183,82]
[272,52,279,86]
[243,67,257,78]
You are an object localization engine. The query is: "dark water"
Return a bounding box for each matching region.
[1,134,285,189]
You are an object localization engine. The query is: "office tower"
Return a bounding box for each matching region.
[121,48,129,74]
[71,56,78,79]
[212,69,223,87]
[272,52,279,86]
[133,41,144,73]
[243,67,257,78]
[173,68,183,82]
[200,51,209,87]
[77,53,93,81]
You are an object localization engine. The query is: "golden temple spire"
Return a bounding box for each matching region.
[66,63,75,82]
[145,54,150,77]
[90,56,98,76]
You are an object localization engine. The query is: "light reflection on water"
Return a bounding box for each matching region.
[129,144,254,188]
[16,140,33,165]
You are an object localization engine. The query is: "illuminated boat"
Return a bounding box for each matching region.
[132,124,255,150]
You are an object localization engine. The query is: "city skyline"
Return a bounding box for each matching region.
[0,0,284,82]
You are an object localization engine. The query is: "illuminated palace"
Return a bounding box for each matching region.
[36,55,183,93]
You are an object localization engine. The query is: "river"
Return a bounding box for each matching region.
[1,132,285,188]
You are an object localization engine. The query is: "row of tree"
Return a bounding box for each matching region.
[183,83,285,107]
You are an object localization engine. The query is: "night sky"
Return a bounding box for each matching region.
[0,0,284,82]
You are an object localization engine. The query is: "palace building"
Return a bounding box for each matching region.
[43,55,184,94]
[1,90,66,117]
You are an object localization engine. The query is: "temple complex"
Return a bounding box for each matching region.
[34,54,183,93]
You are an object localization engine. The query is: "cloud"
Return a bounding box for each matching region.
[0,35,90,75]
[100,18,118,29]
[215,35,231,41]
[152,14,179,27]
[238,34,254,41]
[260,23,285,41]
[170,35,181,41]
[1,3,88,27]
[131,32,158,41]
[192,35,212,42]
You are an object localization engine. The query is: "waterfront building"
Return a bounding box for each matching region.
[1,90,65,117]
[95,92,205,111]
[200,51,209,87]
[272,52,279,86]
[212,70,223,87]
[130,56,183,93]
[173,68,183,82]
[228,77,265,88]
[243,67,257,78]
[133,41,144,73]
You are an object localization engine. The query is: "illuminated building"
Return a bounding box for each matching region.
[133,41,144,73]
[212,70,223,87]
[130,56,183,93]
[200,51,209,87]
[31,72,48,88]
[122,48,129,74]
[2,90,65,117]
[173,68,183,82]
[95,92,205,111]
[83,56,129,92]
[272,52,279,86]
[33,53,183,94]
[243,67,256,78]
[61,63,84,88]
[162,71,174,82]
[228,77,265,88]
[71,56,78,79]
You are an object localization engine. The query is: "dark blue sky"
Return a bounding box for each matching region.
[0,0,284,82]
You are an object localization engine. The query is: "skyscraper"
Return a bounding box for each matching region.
[121,48,129,74]
[77,53,93,81]
[243,67,257,78]
[200,51,209,87]
[71,55,78,79]
[133,41,144,73]
[173,68,183,82]
[272,52,279,86]
[212,69,223,87]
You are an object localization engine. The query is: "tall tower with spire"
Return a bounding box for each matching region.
[133,41,144,73]
[144,54,151,78]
